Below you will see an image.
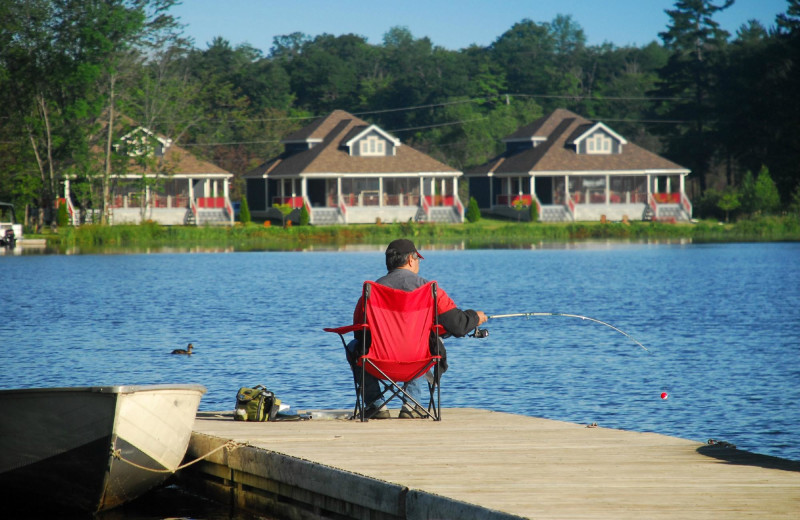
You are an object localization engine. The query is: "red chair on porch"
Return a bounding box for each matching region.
[324,281,444,421]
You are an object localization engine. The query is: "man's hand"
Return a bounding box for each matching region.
[476,311,488,326]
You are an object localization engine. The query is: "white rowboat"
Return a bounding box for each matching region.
[0,384,206,513]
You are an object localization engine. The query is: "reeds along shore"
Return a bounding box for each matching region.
[40,215,800,251]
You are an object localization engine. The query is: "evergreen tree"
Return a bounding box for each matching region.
[650,0,733,193]
[299,204,310,226]
[466,197,481,223]
[239,197,251,224]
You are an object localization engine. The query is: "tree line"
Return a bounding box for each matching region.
[1,0,799,227]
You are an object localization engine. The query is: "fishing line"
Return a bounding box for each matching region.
[487,312,650,353]
[485,312,670,400]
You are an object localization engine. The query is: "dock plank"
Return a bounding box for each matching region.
[191,408,800,519]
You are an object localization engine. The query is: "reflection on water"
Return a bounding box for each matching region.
[4,237,698,257]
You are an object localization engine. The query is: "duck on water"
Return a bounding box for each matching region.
[171,343,194,355]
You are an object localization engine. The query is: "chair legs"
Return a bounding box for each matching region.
[353,361,440,421]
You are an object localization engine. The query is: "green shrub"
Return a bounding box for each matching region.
[299,204,310,226]
[239,197,251,223]
[57,202,69,228]
[530,201,539,222]
[466,197,481,223]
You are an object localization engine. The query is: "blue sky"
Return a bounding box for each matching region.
[171,0,789,53]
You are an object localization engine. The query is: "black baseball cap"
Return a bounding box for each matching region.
[385,238,424,259]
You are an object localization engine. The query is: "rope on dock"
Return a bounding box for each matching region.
[110,439,244,473]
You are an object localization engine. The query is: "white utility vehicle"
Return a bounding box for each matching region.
[0,203,22,247]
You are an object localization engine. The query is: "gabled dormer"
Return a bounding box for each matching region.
[281,138,323,154]
[115,127,172,157]
[501,135,548,154]
[570,122,627,155]
[344,125,400,157]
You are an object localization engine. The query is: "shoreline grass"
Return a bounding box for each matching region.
[33,216,800,253]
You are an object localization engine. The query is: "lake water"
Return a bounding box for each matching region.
[1,242,798,495]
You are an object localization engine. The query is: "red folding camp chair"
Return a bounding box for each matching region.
[324,280,445,421]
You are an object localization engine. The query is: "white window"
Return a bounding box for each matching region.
[359,135,385,156]
[586,133,612,155]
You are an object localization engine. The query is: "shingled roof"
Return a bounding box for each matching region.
[469,108,688,176]
[93,116,231,177]
[246,110,459,178]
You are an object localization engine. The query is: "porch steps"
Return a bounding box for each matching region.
[311,208,342,225]
[540,205,571,222]
[415,207,461,224]
[196,209,230,226]
[647,204,690,222]
[428,207,461,223]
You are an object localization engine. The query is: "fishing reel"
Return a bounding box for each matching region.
[470,327,489,339]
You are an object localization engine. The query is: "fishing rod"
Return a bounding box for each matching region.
[484,312,650,353]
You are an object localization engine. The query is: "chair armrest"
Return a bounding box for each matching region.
[323,324,367,335]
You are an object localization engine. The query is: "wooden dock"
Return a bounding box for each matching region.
[180,408,800,519]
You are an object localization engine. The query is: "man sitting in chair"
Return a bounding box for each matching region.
[345,238,488,419]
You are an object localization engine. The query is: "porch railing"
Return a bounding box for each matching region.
[302,196,312,222]
[196,196,227,209]
[57,198,79,226]
[454,196,464,221]
[272,196,305,209]
[648,193,659,220]
[423,195,455,206]
[681,193,693,218]
[496,194,533,206]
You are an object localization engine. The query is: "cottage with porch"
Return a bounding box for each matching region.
[63,125,234,226]
[466,108,692,222]
[244,110,464,225]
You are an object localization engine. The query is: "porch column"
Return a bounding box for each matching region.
[264,177,269,209]
[379,177,384,207]
[680,175,685,195]
[648,175,653,195]
[301,177,308,202]
[489,174,494,207]
[666,177,672,193]
[605,174,610,204]
[506,176,512,202]
[224,179,229,199]
[565,175,570,203]
[337,177,342,206]
[440,178,446,204]
[419,177,424,206]
[212,180,218,198]
[188,178,194,202]
[453,177,458,204]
